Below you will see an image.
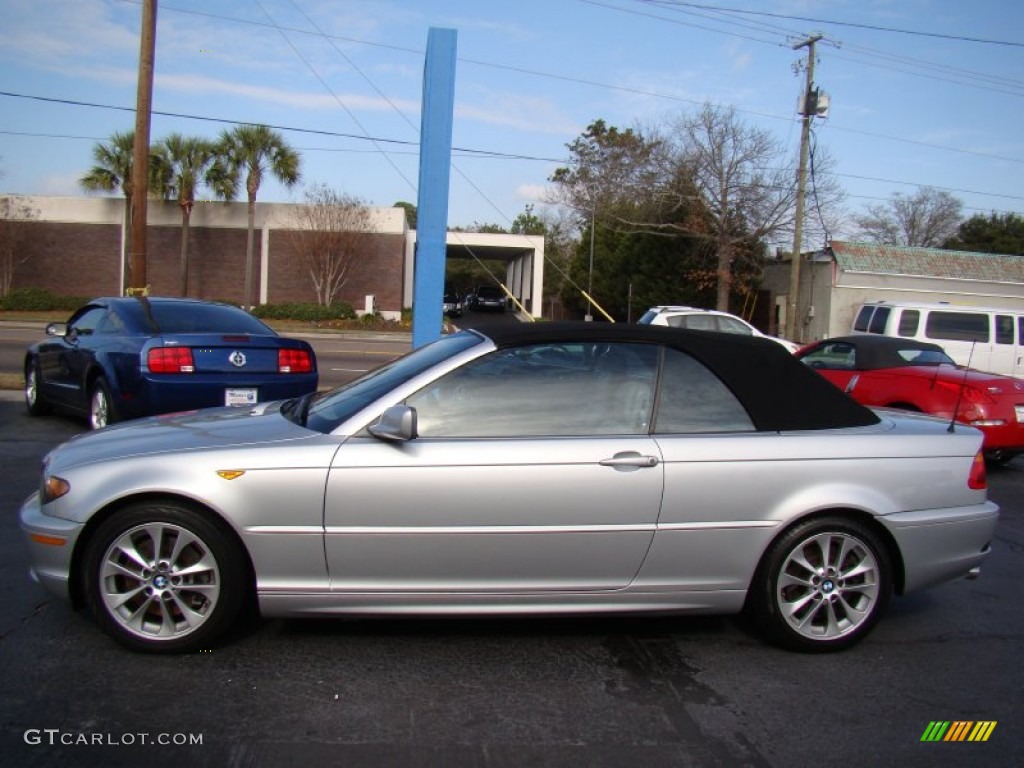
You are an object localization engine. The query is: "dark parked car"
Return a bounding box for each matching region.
[471,285,506,312]
[443,291,463,318]
[24,296,318,429]
[20,324,996,654]
[797,335,1024,464]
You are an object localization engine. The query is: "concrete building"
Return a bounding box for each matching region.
[2,195,544,319]
[763,240,1024,343]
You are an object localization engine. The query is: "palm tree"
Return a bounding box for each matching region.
[80,131,136,292]
[216,125,301,310]
[154,134,235,295]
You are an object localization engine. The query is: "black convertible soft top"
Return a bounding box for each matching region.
[479,322,879,432]
[820,335,953,371]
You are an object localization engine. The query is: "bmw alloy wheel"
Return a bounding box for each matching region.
[84,503,246,652]
[750,517,891,652]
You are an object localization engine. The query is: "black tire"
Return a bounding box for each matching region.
[25,360,50,416]
[81,501,248,653]
[88,377,117,430]
[746,516,892,653]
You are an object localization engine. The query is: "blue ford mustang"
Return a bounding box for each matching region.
[24,296,319,429]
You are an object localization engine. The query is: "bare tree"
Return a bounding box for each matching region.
[0,196,38,297]
[288,184,374,307]
[668,104,804,310]
[853,186,963,247]
[548,106,844,312]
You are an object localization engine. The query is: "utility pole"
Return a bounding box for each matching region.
[785,34,822,342]
[128,0,157,295]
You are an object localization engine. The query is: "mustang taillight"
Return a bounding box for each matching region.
[278,348,313,373]
[148,347,195,373]
[968,451,988,490]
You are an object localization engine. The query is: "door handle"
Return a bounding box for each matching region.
[599,453,659,468]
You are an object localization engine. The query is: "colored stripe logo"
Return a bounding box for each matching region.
[921,721,997,742]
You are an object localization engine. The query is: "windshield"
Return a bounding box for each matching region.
[302,331,486,433]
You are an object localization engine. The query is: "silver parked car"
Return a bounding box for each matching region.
[20,323,998,654]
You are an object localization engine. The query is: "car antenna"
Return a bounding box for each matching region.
[948,340,977,433]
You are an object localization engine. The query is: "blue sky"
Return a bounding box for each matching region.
[2,0,1023,239]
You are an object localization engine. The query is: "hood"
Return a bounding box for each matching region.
[48,402,317,470]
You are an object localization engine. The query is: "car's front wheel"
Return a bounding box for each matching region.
[82,501,248,653]
[88,377,116,430]
[25,361,50,416]
[747,516,892,652]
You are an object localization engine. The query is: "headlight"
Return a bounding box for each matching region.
[41,475,71,503]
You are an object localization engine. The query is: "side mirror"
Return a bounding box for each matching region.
[368,404,418,442]
[45,322,68,338]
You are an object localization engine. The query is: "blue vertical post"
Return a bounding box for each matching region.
[413,27,457,348]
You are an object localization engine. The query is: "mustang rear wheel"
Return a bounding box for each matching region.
[748,516,892,652]
[88,377,115,430]
[82,502,246,653]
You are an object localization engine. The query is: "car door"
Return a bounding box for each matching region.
[35,305,108,410]
[323,341,664,592]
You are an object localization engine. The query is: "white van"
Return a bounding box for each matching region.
[851,301,1024,377]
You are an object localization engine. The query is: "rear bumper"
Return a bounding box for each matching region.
[880,502,999,593]
[119,373,319,419]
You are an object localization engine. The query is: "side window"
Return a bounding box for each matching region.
[683,315,717,331]
[715,316,754,335]
[925,311,989,342]
[897,310,920,337]
[996,315,1014,345]
[800,342,855,370]
[68,307,106,337]
[654,348,754,434]
[406,342,658,437]
[867,306,890,334]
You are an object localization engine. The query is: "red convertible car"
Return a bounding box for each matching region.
[797,335,1024,464]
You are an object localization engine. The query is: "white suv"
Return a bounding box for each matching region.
[638,306,798,353]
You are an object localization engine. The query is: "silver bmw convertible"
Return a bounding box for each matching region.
[20,323,998,653]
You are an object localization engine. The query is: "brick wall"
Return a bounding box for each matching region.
[12,219,405,309]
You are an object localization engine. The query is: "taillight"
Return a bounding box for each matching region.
[935,380,994,405]
[278,348,313,373]
[148,347,195,373]
[968,451,987,490]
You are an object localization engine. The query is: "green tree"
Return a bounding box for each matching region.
[216,125,301,310]
[944,212,1024,255]
[154,134,235,295]
[79,131,138,291]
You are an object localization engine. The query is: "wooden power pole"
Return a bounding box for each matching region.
[785,35,822,343]
[128,0,157,295]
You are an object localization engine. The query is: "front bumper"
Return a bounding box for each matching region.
[19,491,83,602]
[880,501,999,593]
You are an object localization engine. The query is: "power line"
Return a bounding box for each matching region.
[637,0,1024,47]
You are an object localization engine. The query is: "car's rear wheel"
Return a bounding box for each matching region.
[88,377,116,430]
[82,501,247,653]
[747,516,892,652]
[25,361,50,416]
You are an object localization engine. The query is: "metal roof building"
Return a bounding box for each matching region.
[763,240,1024,344]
